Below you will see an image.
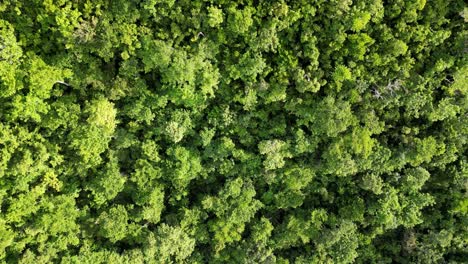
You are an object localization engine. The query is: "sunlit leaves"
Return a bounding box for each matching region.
[0,19,22,98]
[258,140,291,170]
[0,0,466,263]
[97,205,129,243]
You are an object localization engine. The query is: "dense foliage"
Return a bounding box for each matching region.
[0,0,467,263]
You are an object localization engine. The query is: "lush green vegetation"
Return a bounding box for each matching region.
[0,0,467,263]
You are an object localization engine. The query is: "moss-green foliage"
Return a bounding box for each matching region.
[0,0,467,263]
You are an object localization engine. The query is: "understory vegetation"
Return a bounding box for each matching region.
[0,0,467,263]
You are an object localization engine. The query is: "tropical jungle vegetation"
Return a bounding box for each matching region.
[0,0,467,263]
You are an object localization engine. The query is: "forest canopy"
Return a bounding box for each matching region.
[0,0,467,263]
